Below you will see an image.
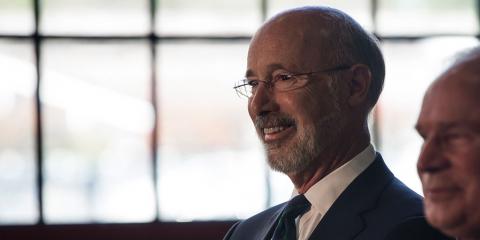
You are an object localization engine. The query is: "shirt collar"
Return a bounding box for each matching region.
[292,144,376,215]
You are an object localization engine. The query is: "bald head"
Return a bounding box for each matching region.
[249,6,385,110]
[424,47,480,108]
[438,47,480,90]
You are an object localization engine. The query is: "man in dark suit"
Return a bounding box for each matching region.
[416,47,480,240]
[226,6,450,240]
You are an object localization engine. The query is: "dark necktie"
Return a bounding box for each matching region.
[271,194,311,240]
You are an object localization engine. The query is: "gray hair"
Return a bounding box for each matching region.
[290,6,386,110]
[432,45,480,86]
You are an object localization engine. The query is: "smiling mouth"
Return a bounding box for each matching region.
[262,124,295,142]
[254,114,296,144]
[264,126,289,134]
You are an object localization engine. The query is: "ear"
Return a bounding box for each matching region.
[346,64,372,107]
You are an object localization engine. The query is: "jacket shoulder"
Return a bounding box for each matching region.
[352,157,427,239]
[223,203,285,240]
[377,177,424,215]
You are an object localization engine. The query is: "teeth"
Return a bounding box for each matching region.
[264,126,286,134]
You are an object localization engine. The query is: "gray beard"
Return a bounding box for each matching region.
[264,77,344,174]
[265,111,343,174]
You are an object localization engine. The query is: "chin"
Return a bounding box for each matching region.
[266,152,306,174]
[446,222,480,240]
[425,204,451,228]
[426,208,473,239]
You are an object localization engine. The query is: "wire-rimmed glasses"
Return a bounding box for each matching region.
[233,64,351,98]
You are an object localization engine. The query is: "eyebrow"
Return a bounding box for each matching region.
[245,63,288,78]
[416,121,480,133]
[445,122,480,132]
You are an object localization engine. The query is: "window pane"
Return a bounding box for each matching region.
[0,40,37,224]
[379,37,479,194]
[377,0,478,35]
[156,0,260,35]
[268,0,373,31]
[157,42,267,220]
[42,41,155,223]
[0,0,33,34]
[41,0,149,35]
[269,171,293,206]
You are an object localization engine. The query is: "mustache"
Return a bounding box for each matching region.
[254,114,296,129]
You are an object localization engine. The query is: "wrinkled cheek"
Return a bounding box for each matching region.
[469,200,480,231]
[469,153,480,174]
[465,186,480,213]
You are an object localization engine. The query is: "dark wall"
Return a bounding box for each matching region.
[0,221,236,240]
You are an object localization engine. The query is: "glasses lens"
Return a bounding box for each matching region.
[234,80,251,98]
[274,74,306,91]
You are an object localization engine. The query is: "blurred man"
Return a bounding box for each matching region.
[225,6,448,240]
[416,47,480,240]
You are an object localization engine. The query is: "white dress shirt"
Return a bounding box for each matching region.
[292,144,376,240]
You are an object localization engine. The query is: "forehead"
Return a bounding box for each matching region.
[419,69,480,125]
[246,13,332,75]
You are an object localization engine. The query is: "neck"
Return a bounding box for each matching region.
[288,131,370,194]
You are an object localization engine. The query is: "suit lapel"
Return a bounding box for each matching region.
[308,154,394,240]
[259,203,286,240]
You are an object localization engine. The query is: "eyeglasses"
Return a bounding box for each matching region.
[233,65,351,98]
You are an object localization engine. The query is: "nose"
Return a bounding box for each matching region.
[248,83,278,118]
[417,137,450,174]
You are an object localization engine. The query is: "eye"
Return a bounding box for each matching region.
[444,133,467,143]
[275,74,293,81]
[441,131,473,149]
[247,79,258,86]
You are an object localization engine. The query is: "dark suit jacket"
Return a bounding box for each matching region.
[384,217,453,240]
[223,154,450,240]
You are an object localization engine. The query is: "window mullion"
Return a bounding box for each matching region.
[33,0,45,225]
[149,0,161,222]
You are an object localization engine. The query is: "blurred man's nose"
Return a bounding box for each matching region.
[417,137,450,174]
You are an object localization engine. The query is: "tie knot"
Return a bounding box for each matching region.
[270,195,311,240]
[283,194,311,218]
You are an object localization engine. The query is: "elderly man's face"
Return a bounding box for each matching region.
[416,67,480,239]
[246,17,347,174]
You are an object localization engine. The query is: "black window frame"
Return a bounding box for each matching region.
[0,0,479,239]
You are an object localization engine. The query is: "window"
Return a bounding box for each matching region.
[0,0,478,231]
[0,39,36,224]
